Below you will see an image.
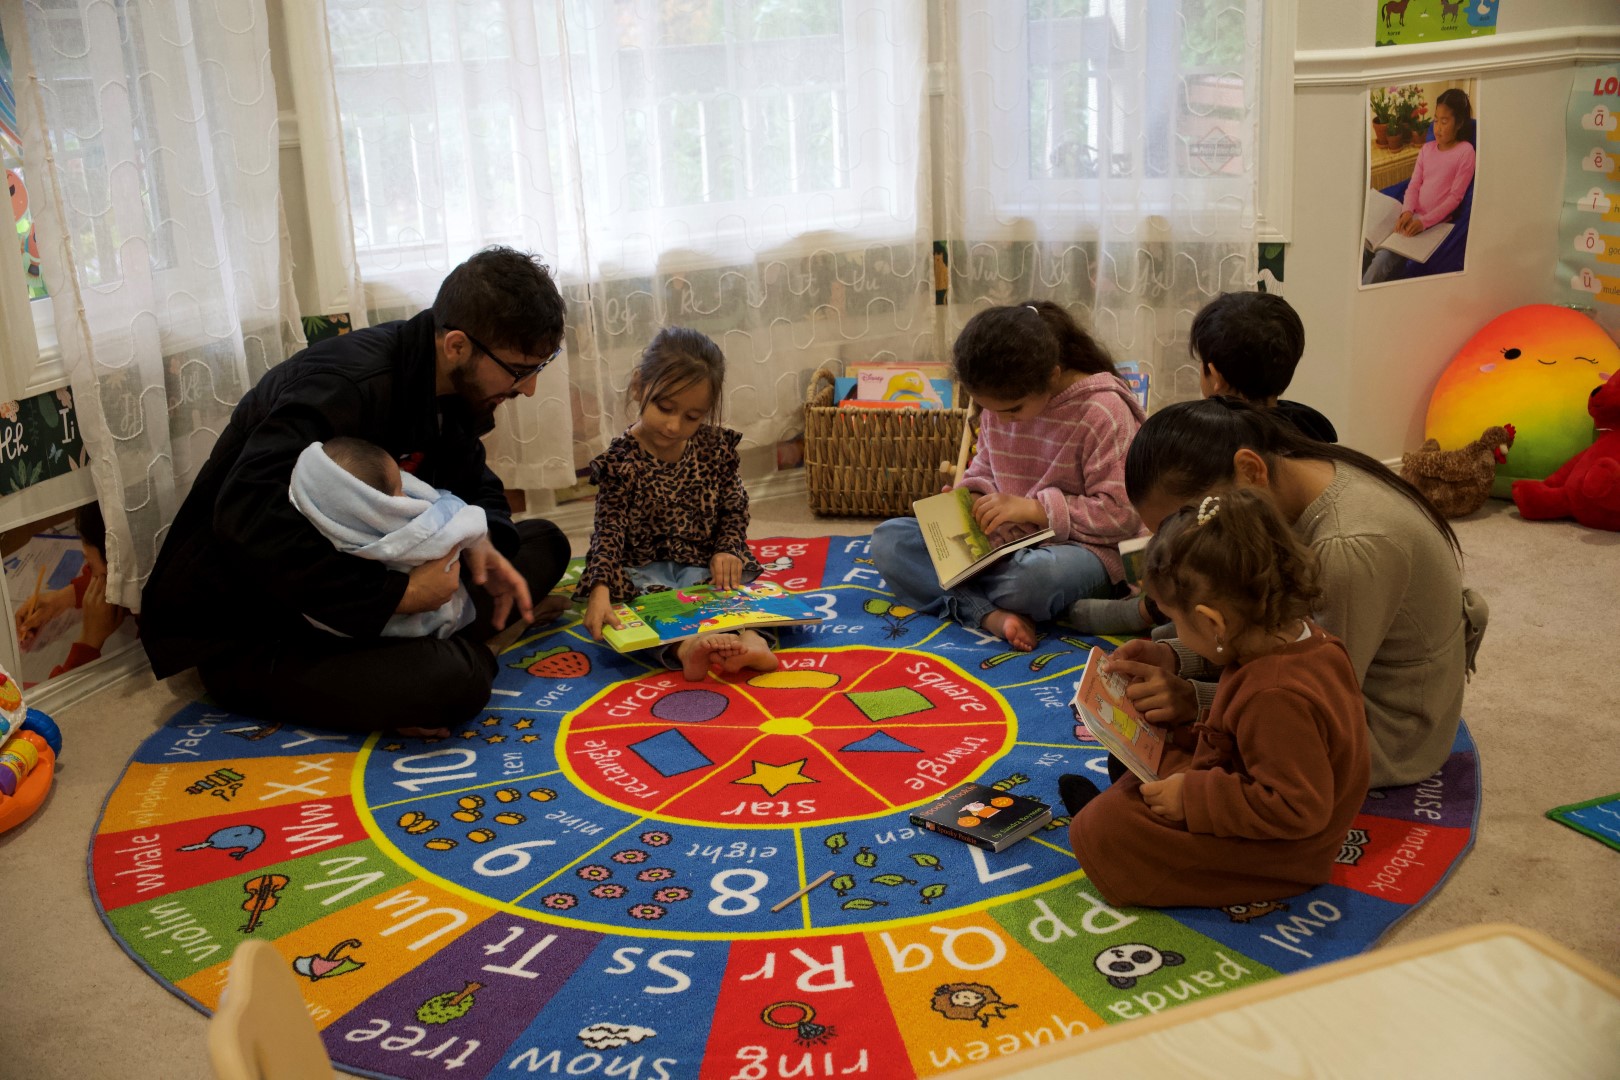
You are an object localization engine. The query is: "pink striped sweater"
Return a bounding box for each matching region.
[959,371,1146,582]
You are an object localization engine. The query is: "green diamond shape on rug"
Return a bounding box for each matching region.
[846,685,931,722]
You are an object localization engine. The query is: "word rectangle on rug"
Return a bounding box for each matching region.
[91,535,1478,1078]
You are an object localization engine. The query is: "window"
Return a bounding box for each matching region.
[313,0,919,283]
[959,0,1262,231]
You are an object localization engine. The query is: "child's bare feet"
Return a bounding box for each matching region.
[720,628,780,675]
[395,726,450,740]
[678,632,745,680]
[982,609,1037,651]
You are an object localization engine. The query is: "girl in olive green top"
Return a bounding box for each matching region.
[1107,398,1487,789]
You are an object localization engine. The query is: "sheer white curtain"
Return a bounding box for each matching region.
[12,0,300,609]
[945,0,1260,407]
[317,0,933,488]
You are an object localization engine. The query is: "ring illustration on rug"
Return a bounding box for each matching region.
[92,536,1479,1079]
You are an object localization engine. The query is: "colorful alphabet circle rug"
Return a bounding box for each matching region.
[92,536,1479,1079]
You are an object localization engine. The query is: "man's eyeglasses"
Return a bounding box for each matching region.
[445,325,561,386]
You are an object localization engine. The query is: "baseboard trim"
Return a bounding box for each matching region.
[26,640,152,715]
[1295,25,1620,86]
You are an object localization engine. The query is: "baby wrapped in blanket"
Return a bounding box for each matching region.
[289,438,487,638]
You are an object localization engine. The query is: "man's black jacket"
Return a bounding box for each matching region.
[141,312,518,678]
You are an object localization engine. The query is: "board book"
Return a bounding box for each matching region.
[908,782,1052,852]
[913,487,1055,589]
[601,582,823,653]
[1070,646,1165,781]
[1119,534,1150,587]
[1361,188,1452,264]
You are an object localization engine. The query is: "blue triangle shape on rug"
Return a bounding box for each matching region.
[839,730,922,753]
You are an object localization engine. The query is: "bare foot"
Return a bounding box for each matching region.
[677,632,745,681]
[982,609,1037,651]
[719,629,780,675]
[396,726,450,740]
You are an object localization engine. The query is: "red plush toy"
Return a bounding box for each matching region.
[1511,375,1620,531]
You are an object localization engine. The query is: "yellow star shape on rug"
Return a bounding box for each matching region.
[381,743,403,753]
[481,717,500,728]
[732,758,817,797]
[520,734,540,743]
[459,731,478,740]
[514,719,534,730]
[485,734,506,744]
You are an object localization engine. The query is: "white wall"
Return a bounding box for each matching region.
[1283,4,1620,460]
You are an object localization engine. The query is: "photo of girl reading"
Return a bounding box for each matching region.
[1362,85,1477,286]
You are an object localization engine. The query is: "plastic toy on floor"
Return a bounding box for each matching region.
[1401,423,1515,518]
[1512,374,1620,532]
[0,666,62,834]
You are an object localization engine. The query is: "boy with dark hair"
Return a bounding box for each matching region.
[1067,291,1335,634]
[1190,291,1337,443]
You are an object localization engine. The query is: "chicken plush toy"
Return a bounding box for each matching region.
[1400,424,1516,518]
[1512,375,1620,532]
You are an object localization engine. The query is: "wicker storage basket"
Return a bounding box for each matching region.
[803,366,970,518]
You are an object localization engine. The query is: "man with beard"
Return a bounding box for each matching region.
[141,247,573,735]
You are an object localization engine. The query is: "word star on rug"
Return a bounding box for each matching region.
[91,536,1478,1079]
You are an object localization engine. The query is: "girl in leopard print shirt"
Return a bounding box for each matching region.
[576,327,777,680]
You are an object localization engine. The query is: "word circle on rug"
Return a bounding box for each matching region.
[92,536,1478,1079]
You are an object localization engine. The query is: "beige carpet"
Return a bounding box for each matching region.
[2,497,1616,1079]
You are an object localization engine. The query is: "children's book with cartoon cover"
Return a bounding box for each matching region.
[908,782,1052,852]
[1070,645,1165,782]
[601,581,824,653]
[913,487,1055,590]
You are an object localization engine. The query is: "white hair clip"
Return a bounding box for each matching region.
[1026,304,1040,313]
[1196,495,1221,526]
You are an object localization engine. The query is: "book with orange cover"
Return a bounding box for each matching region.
[1070,646,1165,782]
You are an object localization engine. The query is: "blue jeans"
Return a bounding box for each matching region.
[1362,248,1408,285]
[627,562,716,594]
[869,516,1113,630]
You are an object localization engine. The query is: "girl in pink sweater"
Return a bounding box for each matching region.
[870,302,1145,650]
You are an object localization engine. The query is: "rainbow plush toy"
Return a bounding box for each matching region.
[1426,305,1617,497]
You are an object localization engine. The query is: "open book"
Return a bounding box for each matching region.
[1070,646,1165,782]
[601,582,823,653]
[1362,188,1452,263]
[914,488,1055,590]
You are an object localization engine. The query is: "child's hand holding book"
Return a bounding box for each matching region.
[1105,639,1199,727]
[970,493,1046,536]
[1140,773,1187,821]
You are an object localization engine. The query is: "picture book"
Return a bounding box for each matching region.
[1361,188,1452,263]
[600,581,824,654]
[1070,646,1165,782]
[908,782,1052,852]
[913,487,1054,590]
[850,363,954,409]
[1119,534,1150,587]
[1117,367,1150,412]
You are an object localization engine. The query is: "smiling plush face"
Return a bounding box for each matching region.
[1426,305,1616,494]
